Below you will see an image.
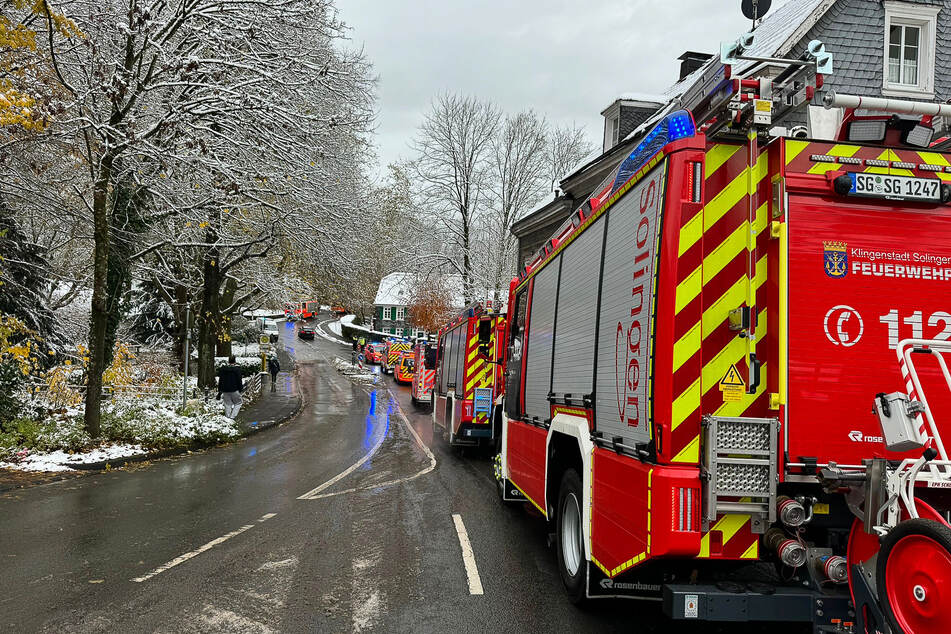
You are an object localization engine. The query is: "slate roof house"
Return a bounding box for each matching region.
[513,0,951,265]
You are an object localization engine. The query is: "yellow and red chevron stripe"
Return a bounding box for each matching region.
[463,315,503,423]
[664,140,773,563]
[668,141,771,468]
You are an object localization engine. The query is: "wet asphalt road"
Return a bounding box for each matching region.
[0,317,809,633]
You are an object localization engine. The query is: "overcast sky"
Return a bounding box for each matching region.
[338,0,793,173]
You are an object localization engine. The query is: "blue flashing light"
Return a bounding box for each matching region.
[667,111,696,142]
[610,110,696,194]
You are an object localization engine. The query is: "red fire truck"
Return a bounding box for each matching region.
[411,341,437,407]
[381,339,410,375]
[299,300,321,320]
[432,304,506,447]
[494,34,951,634]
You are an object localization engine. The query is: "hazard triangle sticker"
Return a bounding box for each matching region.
[719,364,746,402]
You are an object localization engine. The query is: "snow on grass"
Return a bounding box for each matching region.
[0,395,241,472]
[332,357,379,384]
[1,444,145,472]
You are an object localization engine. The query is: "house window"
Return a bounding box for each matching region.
[883,2,940,98]
[888,23,919,85]
[611,116,620,144]
[396,307,405,322]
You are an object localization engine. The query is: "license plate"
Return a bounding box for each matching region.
[849,173,941,202]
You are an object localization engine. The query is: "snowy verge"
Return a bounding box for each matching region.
[1,444,146,472]
[0,398,241,472]
[332,357,379,384]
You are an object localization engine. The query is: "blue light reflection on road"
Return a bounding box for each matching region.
[360,390,389,471]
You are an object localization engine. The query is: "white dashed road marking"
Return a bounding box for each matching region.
[452,514,484,595]
[131,513,276,583]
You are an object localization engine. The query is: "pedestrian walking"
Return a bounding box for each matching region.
[216,355,245,418]
[351,337,359,365]
[267,355,280,392]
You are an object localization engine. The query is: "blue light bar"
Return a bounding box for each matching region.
[610,110,697,194]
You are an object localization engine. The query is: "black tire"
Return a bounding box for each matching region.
[878,518,951,634]
[556,469,587,604]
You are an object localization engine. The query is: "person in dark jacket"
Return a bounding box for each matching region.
[217,355,245,418]
[267,355,280,392]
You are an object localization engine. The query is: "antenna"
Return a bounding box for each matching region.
[741,0,772,29]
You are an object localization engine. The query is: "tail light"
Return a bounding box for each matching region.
[674,486,699,532]
[684,161,703,202]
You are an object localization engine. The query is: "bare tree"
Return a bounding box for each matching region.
[547,123,596,193]
[482,110,549,303]
[411,93,500,303]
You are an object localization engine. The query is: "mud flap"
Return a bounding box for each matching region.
[585,560,664,600]
[500,479,525,503]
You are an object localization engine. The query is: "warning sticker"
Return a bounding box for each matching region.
[719,364,746,402]
[684,594,699,618]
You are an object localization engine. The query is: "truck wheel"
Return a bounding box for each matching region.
[556,469,587,604]
[878,518,951,634]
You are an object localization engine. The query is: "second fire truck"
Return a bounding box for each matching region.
[432,304,506,447]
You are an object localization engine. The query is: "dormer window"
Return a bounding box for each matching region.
[882,1,940,98]
[611,116,620,145]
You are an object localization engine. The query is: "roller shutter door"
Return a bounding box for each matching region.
[523,255,561,421]
[551,217,605,399]
[594,166,666,446]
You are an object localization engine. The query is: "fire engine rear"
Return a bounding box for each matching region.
[495,31,951,634]
[432,304,506,448]
[381,339,410,375]
[411,341,437,407]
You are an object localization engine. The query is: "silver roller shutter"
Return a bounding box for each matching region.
[523,255,560,421]
[454,324,465,393]
[551,217,605,399]
[595,166,666,447]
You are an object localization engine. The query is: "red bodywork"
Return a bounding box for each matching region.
[501,129,951,583]
[433,305,506,442]
[298,300,319,320]
[394,351,415,384]
[411,342,436,403]
[364,343,384,365]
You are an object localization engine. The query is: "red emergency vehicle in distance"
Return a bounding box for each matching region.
[493,35,951,634]
[364,342,385,365]
[381,339,410,375]
[411,341,437,407]
[394,351,415,385]
[432,304,506,448]
[298,300,319,320]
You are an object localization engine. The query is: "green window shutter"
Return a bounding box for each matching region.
[376,306,383,319]
[391,307,397,320]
